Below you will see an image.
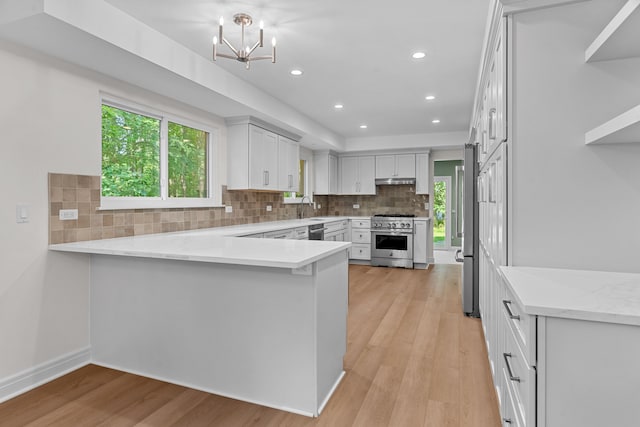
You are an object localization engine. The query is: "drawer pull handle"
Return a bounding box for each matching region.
[502,300,520,321]
[503,417,513,424]
[503,353,520,382]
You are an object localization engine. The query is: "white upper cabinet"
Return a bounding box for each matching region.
[248,125,279,190]
[375,154,416,179]
[340,156,375,195]
[226,117,300,191]
[415,152,430,195]
[277,136,299,192]
[476,17,507,167]
[314,151,338,195]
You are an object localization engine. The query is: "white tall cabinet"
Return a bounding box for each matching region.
[474,1,640,425]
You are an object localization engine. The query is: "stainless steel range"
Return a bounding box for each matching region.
[370,214,415,268]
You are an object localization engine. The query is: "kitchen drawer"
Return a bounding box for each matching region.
[264,229,294,239]
[325,220,348,234]
[350,244,371,260]
[351,230,371,244]
[502,369,524,427]
[503,311,536,427]
[351,218,371,229]
[292,226,308,239]
[501,275,536,365]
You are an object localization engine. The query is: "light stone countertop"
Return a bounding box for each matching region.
[49,218,352,269]
[500,266,640,326]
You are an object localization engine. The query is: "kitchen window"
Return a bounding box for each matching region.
[100,97,221,209]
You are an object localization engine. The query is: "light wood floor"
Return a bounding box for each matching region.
[0,264,500,426]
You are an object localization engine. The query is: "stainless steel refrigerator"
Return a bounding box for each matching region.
[456,143,479,317]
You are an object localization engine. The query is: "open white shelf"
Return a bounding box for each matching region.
[585,104,640,145]
[585,0,640,62]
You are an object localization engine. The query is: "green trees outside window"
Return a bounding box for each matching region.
[168,122,208,198]
[101,105,160,197]
[101,103,211,200]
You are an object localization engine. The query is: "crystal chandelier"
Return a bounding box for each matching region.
[212,13,276,70]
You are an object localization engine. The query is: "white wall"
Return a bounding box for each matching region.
[510,1,640,272]
[0,41,227,384]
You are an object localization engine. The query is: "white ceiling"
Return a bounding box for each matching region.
[103,0,490,140]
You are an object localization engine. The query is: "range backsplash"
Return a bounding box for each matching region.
[318,184,429,217]
[48,173,428,244]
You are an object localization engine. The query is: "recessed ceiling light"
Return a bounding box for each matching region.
[290,69,303,76]
[412,52,426,59]
[432,119,441,124]
[360,124,368,129]
[334,104,344,109]
[425,95,436,101]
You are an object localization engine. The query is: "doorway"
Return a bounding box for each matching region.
[433,176,451,249]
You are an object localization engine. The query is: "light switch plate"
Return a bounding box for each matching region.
[266,205,272,212]
[424,203,429,210]
[16,204,29,223]
[59,209,78,220]
[225,206,233,213]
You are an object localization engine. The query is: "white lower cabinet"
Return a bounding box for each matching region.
[349,218,371,261]
[487,269,640,427]
[324,220,348,242]
[413,219,428,266]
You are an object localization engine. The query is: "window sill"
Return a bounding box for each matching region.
[283,196,313,205]
[98,197,224,211]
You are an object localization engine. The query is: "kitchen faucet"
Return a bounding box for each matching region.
[298,195,313,219]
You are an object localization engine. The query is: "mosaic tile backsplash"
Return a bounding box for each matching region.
[48,173,428,244]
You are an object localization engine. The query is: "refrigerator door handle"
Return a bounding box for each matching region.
[455,249,464,263]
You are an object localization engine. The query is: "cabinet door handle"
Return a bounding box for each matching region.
[288,174,293,189]
[489,108,497,141]
[265,170,269,186]
[503,418,513,425]
[502,300,520,320]
[503,353,520,382]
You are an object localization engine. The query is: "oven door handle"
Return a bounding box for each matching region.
[371,231,413,236]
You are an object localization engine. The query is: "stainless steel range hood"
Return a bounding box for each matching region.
[375,178,416,186]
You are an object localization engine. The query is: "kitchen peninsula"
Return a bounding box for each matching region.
[49,222,351,417]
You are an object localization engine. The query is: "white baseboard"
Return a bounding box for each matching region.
[91,361,317,418]
[0,347,91,403]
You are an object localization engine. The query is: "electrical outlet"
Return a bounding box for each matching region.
[424,203,430,210]
[266,205,272,212]
[317,203,321,209]
[353,204,360,209]
[225,206,233,213]
[59,209,78,220]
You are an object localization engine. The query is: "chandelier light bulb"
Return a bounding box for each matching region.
[272,37,276,47]
[260,20,264,29]
[212,36,218,45]
[219,16,224,26]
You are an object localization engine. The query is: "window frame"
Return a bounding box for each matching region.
[99,95,222,210]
